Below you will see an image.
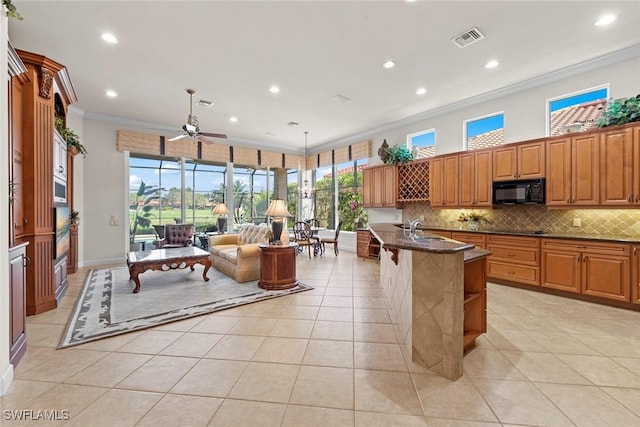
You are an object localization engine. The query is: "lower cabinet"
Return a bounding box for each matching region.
[451,232,487,250]
[9,242,28,367]
[54,256,69,301]
[357,230,380,260]
[487,235,540,286]
[541,239,630,302]
[464,256,487,352]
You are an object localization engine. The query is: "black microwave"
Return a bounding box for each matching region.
[492,178,545,205]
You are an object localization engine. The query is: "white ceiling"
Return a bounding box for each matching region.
[8,1,640,153]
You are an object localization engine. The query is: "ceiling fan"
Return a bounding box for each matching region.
[168,89,227,144]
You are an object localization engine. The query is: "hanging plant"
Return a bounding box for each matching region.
[2,0,23,20]
[55,117,88,157]
[597,94,640,128]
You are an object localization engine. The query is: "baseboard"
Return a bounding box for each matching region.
[0,363,14,396]
[81,257,125,268]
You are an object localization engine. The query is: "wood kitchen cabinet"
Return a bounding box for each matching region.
[463,256,487,352]
[546,133,599,206]
[362,164,396,207]
[429,154,458,207]
[397,159,430,202]
[451,232,486,250]
[487,235,540,286]
[492,140,545,181]
[357,229,380,260]
[541,238,630,301]
[459,150,492,207]
[600,126,636,206]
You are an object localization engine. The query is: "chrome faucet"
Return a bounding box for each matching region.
[409,219,422,235]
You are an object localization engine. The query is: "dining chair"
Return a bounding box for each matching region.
[321,221,342,256]
[293,221,316,258]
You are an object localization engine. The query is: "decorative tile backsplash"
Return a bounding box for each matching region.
[402,202,640,237]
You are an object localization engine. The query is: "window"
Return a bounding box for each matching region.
[547,86,608,136]
[185,161,227,231]
[313,165,334,228]
[286,169,298,228]
[465,112,504,150]
[407,129,436,158]
[231,166,274,225]
[336,158,367,232]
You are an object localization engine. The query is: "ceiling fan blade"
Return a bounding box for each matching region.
[199,131,228,139]
[168,134,188,142]
[197,135,215,145]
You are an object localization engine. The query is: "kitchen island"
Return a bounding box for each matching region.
[369,223,490,381]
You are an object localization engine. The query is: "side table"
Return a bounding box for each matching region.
[258,243,299,290]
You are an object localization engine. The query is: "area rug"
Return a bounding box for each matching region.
[59,266,312,348]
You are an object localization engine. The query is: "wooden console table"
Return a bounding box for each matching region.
[258,243,298,290]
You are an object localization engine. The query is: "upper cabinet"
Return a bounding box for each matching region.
[362,164,397,208]
[599,127,636,206]
[54,131,68,182]
[546,133,600,206]
[458,150,492,207]
[493,141,545,181]
[430,155,458,207]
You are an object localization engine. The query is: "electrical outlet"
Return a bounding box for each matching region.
[109,215,119,226]
[573,217,581,227]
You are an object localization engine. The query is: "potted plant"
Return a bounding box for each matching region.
[130,181,161,248]
[2,0,23,19]
[597,94,640,128]
[384,144,413,165]
[55,117,89,157]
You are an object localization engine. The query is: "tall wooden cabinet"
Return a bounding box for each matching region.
[12,50,77,315]
[362,164,396,208]
[429,154,458,207]
[546,133,599,206]
[458,150,492,207]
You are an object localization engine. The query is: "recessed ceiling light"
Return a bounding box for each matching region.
[382,60,396,69]
[269,85,280,93]
[287,121,299,127]
[230,116,238,123]
[416,87,427,95]
[101,33,118,44]
[105,89,117,98]
[485,60,499,69]
[595,14,616,26]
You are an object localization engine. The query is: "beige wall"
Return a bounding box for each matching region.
[77,56,640,265]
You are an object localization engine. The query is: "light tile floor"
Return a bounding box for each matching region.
[2,253,640,426]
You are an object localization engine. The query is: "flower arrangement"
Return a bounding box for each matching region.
[458,211,490,223]
[349,195,368,228]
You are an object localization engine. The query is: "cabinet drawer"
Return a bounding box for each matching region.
[451,232,486,249]
[488,261,540,286]
[541,238,630,257]
[487,234,540,248]
[426,230,452,239]
[488,244,539,265]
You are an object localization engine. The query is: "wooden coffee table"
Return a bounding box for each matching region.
[126,247,212,293]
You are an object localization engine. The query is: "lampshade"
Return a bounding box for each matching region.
[212,203,230,215]
[264,199,291,218]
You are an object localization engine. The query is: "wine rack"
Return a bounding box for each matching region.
[397,159,430,202]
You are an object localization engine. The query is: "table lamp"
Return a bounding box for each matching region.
[212,203,230,234]
[264,199,292,244]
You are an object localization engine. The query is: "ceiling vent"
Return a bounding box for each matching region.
[332,94,352,104]
[451,27,485,48]
[197,99,214,107]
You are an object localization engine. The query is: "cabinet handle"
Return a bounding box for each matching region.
[583,255,587,263]
[507,252,515,257]
[22,217,28,225]
[577,254,581,262]
[628,194,633,202]
[24,256,31,267]
[508,270,515,275]
[634,247,637,256]
[572,197,576,203]
[59,166,64,173]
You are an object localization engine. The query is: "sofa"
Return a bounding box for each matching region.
[208,224,269,283]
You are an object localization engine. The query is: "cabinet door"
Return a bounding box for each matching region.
[429,157,444,206]
[581,253,630,301]
[517,141,545,179]
[571,133,599,205]
[474,150,493,206]
[382,165,396,206]
[633,246,640,304]
[372,167,384,207]
[492,146,517,181]
[634,127,640,204]
[458,152,474,206]
[546,137,572,206]
[362,168,373,207]
[541,249,581,293]
[600,128,633,206]
[54,132,68,181]
[9,245,27,366]
[443,155,459,206]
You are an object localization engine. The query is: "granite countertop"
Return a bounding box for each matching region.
[369,223,476,254]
